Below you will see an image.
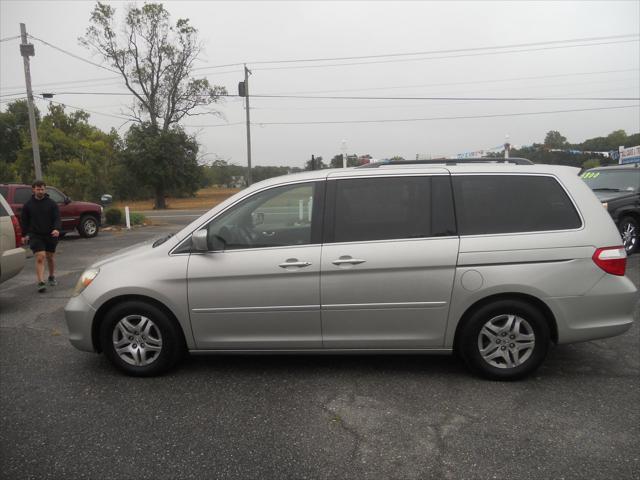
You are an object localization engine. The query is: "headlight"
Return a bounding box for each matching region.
[73,268,100,296]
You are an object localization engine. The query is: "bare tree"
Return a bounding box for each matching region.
[80,2,226,132]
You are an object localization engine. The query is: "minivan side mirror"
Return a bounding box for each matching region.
[64,196,71,205]
[192,229,209,252]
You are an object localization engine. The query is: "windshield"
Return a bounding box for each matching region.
[581,169,640,193]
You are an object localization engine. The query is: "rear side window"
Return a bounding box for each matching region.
[452,175,582,235]
[14,188,32,204]
[329,176,456,243]
[0,187,8,198]
[0,201,8,217]
[46,188,65,203]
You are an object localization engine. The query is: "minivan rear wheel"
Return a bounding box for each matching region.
[458,299,550,380]
[99,300,185,376]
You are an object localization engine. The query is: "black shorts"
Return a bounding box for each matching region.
[29,234,58,253]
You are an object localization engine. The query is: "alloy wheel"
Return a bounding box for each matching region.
[112,315,163,366]
[477,314,535,369]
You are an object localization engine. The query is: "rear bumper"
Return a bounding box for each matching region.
[0,247,25,283]
[64,294,97,352]
[547,274,638,344]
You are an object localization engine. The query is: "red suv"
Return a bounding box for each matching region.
[0,184,103,238]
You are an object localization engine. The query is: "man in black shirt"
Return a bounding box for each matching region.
[21,180,61,292]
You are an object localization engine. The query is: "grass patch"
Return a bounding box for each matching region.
[113,187,241,211]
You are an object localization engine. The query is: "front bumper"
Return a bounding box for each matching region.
[64,294,97,352]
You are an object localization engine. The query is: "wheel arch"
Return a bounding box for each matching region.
[452,292,558,353]
[91,294,187,353]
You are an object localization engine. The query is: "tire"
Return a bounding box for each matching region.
[78,215,99,238]
[99,300,185,376]
[618,216,638,255]
[458,299,550,381]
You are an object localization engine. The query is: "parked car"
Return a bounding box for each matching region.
[580,164,640,255]
[0,193,25,284]
[0,184,103,238]
[65,159,637,380]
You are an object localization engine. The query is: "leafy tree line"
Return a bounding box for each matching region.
[499,129,640,168]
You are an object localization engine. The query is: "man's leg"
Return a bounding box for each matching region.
[46,251,57,285]
[35,251,47,291]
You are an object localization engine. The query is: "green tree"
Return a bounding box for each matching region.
[0,100,40,182]
[81,2,226,132]
[124,123,200,208]
[304,156,326,171]
[329,154,359,168]
[544,130,568,149]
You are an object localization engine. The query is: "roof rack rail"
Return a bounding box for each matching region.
[357,157,533,168]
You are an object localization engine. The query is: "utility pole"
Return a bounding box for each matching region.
[243,64,252,186]
[19,23,42,180]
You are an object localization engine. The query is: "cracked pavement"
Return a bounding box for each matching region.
[1,226,639,479]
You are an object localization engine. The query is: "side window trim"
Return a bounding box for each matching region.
[451,173,584,236]
[183,180,325,254]
[323,174,457,245]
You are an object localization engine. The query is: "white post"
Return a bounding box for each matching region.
[125,206,131,230]
[341,139,348,168]
[308,196,312,221]
[298,200,303,221]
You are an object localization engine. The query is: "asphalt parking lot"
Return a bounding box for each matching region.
[1,226,639,480]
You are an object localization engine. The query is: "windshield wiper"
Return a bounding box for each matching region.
[592,188,621,192]
[152,233,174,247]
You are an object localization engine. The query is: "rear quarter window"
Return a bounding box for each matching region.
[452,175,582,235]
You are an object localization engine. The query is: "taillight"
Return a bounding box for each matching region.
[10,215,22,248]
[592,246,626,276]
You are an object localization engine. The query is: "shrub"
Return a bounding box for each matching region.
[105,208,122,225]
[129,212,146,225]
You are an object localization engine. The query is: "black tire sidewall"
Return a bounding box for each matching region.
[99,301,183,376]
[79,215,99,238]
[619,216,638,254]
[459,299,550,381]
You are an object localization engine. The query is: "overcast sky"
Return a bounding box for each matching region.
[1,0,639,168]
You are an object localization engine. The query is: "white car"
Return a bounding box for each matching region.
[0,193,25,284]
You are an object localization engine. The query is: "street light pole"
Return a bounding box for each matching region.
[19,23,42,180]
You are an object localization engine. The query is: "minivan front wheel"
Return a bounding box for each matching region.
[99,301,185,376]
[458,299,550,380]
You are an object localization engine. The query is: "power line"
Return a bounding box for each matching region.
[246,105,640,126]
[254,39,640,71]
[35,95,131,121]
[2,75,120,90]
[18,91,640,101]
[268,68,640,95]
[229,94,640,101]
[28,34,120,74]
[192,33,639,71]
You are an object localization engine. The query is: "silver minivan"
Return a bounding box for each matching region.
[64,160,637,380]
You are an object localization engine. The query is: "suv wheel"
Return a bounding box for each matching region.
[619,216,638,255]
[99,300,185,376]
[78,215,99,238]
[458,299,550,381]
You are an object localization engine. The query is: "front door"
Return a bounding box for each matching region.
[321,175,459,349]
[187,181,325,349]
[46,187,74,232]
